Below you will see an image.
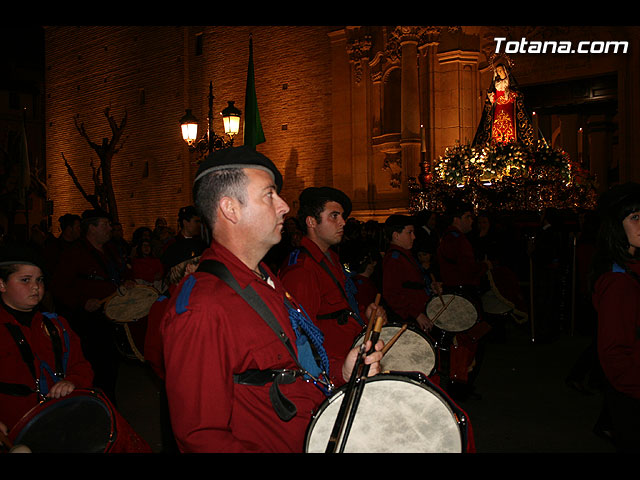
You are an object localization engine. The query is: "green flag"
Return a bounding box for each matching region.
[243,36,265,149]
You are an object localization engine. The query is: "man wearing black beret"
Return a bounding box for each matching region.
[279,186,386,388]
[159,147,382,452]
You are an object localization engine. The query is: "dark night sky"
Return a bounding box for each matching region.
[0,26,44,64]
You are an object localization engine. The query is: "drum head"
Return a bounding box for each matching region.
[306,375,462,453]
[481,290,512,315]
[10,392,114,453]
[427,294,477,332]
[353,325,436,377]
[104,285,158,323]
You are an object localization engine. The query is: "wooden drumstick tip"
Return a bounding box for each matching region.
[373,315,384,333]
[381,323,408,356]
[430,274,445,307]
[363,296,382,344]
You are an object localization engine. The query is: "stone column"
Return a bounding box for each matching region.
[397,27,422,184]
[419,42,439,182]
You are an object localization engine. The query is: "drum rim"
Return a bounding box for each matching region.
[9,388,117,453]
[353,323,437,377]
[352,322,436,349]
[304,372,467,453]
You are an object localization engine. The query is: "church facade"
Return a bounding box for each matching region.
[43,25,640,235]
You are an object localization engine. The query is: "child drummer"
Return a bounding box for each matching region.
[0,244,94,433]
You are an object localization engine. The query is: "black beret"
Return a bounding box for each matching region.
[299,186,352,218]
[161,238,205,269]
[193,146,283,193]
[0,244,43,270]
[384,214,414,228]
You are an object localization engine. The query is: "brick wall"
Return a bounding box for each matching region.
[45,25,335,239]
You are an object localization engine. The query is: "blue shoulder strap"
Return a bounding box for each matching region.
[175,275,196,314]
[38,313,71,394]
[288,248,301,266]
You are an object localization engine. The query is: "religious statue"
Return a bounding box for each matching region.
[473,55,536,148]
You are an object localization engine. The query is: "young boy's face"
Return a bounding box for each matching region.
[0,264,45,312]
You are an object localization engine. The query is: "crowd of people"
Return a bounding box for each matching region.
[1,145,638,453]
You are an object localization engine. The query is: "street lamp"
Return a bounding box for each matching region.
[180,81,241,159]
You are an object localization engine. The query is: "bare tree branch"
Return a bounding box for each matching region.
[62,152,100,210]
[64,108,128,222]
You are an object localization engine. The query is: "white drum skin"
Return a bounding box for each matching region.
[353,324,436,377]
[426,294,477,333]
[305,374,464,453]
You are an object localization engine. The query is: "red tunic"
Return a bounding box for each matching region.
[131,256,164,284]
[144,289,173,381]
[0,307,94,430]
[437,226,488,288]
[160,241,326,453]
[51,239,130,312]
[382,244,431,321]
[279,236,365,387]
[593,261,640,400]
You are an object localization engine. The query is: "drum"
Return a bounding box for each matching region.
[305,373,468,453]
[104,285,158,362]
[352,324,436,377]
[481,289,512,315]
[426,294,478,351]
[104,285,159,323]
[7,389,150,453]
[112,318,148,362]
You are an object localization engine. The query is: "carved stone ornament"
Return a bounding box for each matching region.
[347,35,373,84]
[382,151,403,189]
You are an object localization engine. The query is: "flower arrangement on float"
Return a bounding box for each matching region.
[410,140,598,213]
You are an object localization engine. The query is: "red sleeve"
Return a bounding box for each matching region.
[144,298,168,380]
[163,302,255,452]
[595,273,640,399]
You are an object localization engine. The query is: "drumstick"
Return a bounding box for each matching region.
[430,273,445,307]
[326,315,383,453]
[337,315,384,453]
[363,293,381,345]
[381,323,408,356]
[431,294,455,324]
